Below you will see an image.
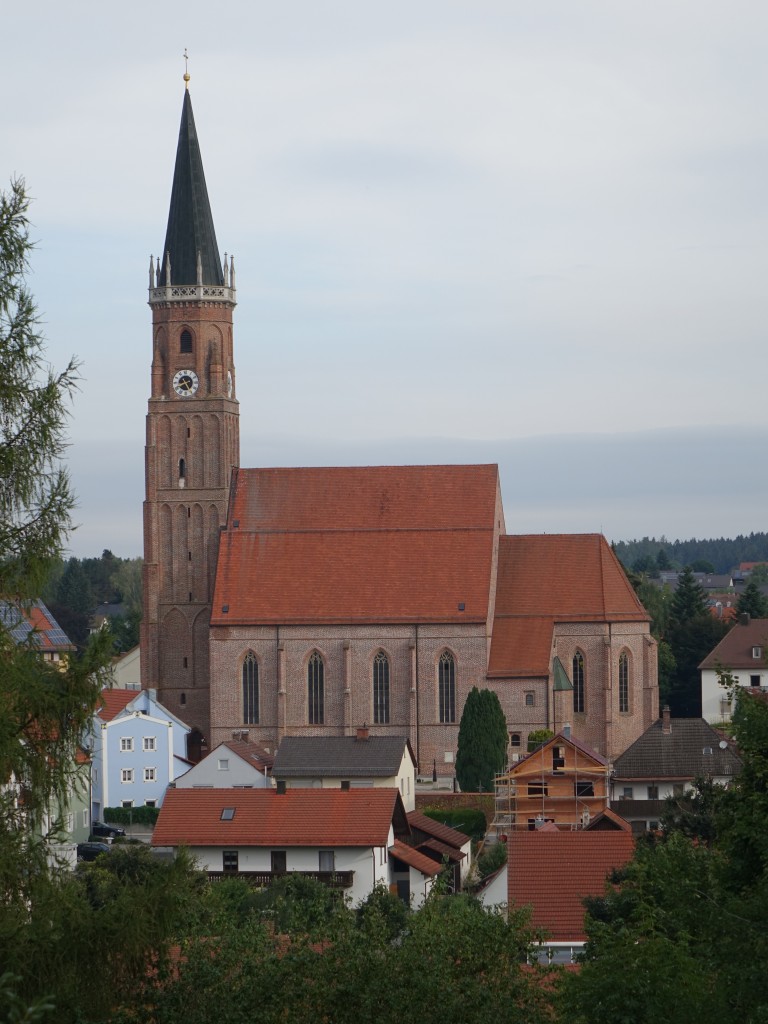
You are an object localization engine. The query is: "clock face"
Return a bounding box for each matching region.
[173,369,199,397]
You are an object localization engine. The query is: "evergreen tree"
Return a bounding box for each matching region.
[736,579,768,619]
[665,567,727,715]
[0,178,112,1013]
[455,687,508,792]
[669,566,708,624]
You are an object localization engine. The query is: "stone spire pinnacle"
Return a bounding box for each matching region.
[158,88,223,287]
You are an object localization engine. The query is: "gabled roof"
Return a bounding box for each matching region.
[489,534,647,677]
[0,599,75,653]
[419,837,465,862]
[510,732,608,773]
[389,840,442,877]
[211,465,500,626]
[159,89,223,287]
[96,688,136,722]
[153,787,406,847]
[507,831,635,941]
[699,617,768,670]
[406,811,470,849]
[586,808,632,832]
[612,717,741,780]
[273,735,413,778]
[220,739,274,771]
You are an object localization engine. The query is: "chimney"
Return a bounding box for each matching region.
[356,724,370,741]
[662,705,672,735]
[276,780,286,795]
[740,612,751,626]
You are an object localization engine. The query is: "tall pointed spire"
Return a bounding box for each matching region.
[158,89,223,286]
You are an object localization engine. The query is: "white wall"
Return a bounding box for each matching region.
[701,666,767,723]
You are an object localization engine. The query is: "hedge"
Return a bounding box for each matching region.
[103,805,160,827]
[422,807,486,842]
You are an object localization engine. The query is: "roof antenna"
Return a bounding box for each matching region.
[183,48,190,89]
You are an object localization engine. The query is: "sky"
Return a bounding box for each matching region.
[3,1,768,558]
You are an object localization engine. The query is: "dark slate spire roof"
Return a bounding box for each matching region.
[159,90,223,286]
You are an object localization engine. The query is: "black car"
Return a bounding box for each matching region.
[77,841,111,862]
[91,821,127,839]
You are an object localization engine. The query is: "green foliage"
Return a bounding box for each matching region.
[356,882,410,940]
[249,873,348,941]
[527,728,554,751]
[659,775,724,845]
[0,974,54,1023]
[669,566,708,623]
[477,838,507,879]
[736,579,768,619]
[0,179,80,598]
[634,578,673,637]
[615,533,768,576]
[104,804,160,826]
[455,686,508,793]
[422,807,486,841]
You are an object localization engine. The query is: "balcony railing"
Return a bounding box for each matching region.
[207,870,354,890]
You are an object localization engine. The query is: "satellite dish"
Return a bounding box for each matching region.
[719,740,728,749]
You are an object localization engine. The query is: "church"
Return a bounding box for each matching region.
[140,79,658,774]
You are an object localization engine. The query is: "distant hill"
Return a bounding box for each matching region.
[613,533,768,575]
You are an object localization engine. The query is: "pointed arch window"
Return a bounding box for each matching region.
[619,651,630,713]
[438,650,456,724]
[242,652,259,725]
[573,652,585,714]
[180,329,193,353]
[373,651,390,725]
[308,651,324,725]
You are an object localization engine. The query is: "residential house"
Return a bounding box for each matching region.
[406,810,472,890]
[611,707,741,832]
[271,729,417,811]
[152,785,442,907]
[110,644,141,690]
[87,688,191,820]
[507,825,635,963]
[491,731,610,834]
[699,615,768,723]
[174,737,273,789]
[0,598,75,668]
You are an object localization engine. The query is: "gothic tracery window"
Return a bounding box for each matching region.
[438,650,456,724]
[573,651,585,714]
[308,651,324,725]
[373,650,390,724]
[242,651,259,724]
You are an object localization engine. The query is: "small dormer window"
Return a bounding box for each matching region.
[753,646,762,660]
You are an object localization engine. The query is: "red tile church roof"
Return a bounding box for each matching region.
[212,465,500,625]
[488,534,648,677]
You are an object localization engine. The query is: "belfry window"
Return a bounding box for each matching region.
[573,652,585,714]
[242,652,259,725]
[179,458,186,480]
[373,651,390,724]
[180,329,192,353]
[308,651,324,725]
[438,650,456,724]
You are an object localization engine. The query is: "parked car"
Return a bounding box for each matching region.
[77,841,111,862]
[91,821,126,839]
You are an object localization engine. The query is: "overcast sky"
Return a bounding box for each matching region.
[3,1,768,558]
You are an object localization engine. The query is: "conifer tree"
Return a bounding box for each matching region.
[736,579,768,619]
[455,687,508,792]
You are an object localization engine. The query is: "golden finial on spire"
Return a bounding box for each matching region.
[183,48,190,89]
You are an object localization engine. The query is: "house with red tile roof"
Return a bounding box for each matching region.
[0,599,75,667]
[699,615,768,723]
[141,85,659,779]
[507,828,635,963]
[153,785,442,907]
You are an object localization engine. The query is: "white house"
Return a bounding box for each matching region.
[699,615,768,723]
[87,688,191,820]
[174,737,273,789]
[271,729,417,812]
[152,785,441,908]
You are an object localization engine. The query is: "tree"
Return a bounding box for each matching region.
[665,567,728,716]
[455,687,508,792]
[736,579,768,619]
[0,179,82,598]
[669,566,708,624]
[0,178,112,1017]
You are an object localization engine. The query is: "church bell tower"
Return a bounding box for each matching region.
[141,74,239,755]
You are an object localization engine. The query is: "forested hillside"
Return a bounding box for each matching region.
[613,532,768,574]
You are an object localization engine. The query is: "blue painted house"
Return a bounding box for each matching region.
[87,689,191,820]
